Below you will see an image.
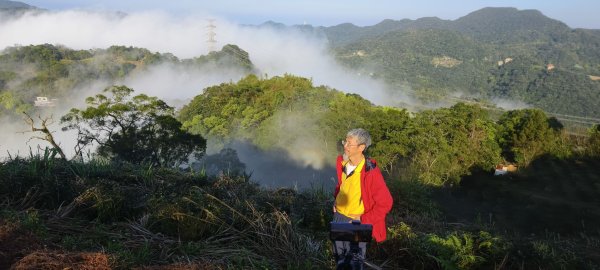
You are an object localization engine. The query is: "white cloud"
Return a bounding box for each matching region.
[1,10,401,105]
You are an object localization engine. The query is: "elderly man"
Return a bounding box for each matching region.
[333,128,393,242]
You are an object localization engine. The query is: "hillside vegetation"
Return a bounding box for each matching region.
[2,74,600,269]
[0,43,255,118]
[323,7,600,117]
[0,0,37,15]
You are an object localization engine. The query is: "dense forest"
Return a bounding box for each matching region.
[1,3,600,269]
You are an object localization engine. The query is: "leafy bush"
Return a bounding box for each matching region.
[423,231,503,270]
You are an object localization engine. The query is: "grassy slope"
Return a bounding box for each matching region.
[1,151,599,269]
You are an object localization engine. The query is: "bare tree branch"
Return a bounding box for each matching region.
[22,112,68,160]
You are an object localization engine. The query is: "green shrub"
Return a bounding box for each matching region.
[423,231,503,270]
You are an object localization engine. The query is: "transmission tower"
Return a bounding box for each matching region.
[206,19,217,53]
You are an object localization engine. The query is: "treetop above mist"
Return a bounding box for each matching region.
[0,43,256,119]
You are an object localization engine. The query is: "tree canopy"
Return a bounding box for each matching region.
[178,75,575,186]
[497,108,570,166]
[61,85,206,166]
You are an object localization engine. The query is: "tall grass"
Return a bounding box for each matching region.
[2,153,599,269]
[0,153,332,269]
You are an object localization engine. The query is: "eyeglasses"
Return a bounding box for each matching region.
[341,140,362,147]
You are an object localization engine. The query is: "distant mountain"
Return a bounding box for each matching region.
[321,17,453,47]
[320,7,581,47]
[0,0,41,19]
[453,7,572,43]
[258,20,287,29]
[245,20,325,40]
[325,7,600,117]
[0,0,33,9]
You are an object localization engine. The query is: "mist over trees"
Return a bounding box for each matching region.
[0,43,255,120]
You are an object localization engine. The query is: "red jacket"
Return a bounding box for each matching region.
[335,155,393,242]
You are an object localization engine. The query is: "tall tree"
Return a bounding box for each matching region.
[406,103,501,186]
[497,108,569,166]
[365,107,411,175]
[61,85,205,166]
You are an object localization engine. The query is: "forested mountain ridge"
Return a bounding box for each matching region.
[0,0,40,19]
[321,7,594,47]
[321,17,452,47]
[0,0,33,9]
[452,7,571,43]
[0,44,256,117]
[318,7,600,118]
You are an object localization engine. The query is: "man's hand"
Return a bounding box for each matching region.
[347,214,362,220]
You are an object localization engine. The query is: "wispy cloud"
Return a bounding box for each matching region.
[0,10,399,104]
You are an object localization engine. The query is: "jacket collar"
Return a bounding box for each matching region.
[338,155,377,172]
[364,157,376,172]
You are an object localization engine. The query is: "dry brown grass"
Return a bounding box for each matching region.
[0,222,43,269]
[11,251,110,270]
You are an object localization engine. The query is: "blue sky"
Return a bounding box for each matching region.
[23,0,600,29]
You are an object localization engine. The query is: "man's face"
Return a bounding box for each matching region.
[343,136,365,157]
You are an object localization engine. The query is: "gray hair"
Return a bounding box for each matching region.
[347,128,372,149]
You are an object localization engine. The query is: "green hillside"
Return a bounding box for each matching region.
[453,7,571,43]
[336,29,492,99]
[0,0,33,9]
[0,44,256,118]
[321,17,451,47]
[0,0,40,18]
[325,7,600,118]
